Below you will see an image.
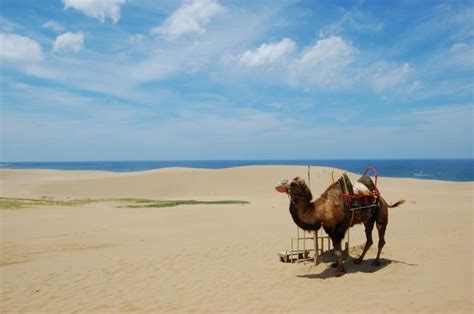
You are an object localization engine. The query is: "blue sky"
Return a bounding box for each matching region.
[0,0,472,161]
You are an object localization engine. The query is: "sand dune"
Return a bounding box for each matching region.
[0,166,472,312]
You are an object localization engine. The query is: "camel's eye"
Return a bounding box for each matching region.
[290,182,297,188]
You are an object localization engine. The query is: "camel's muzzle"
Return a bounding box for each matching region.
[275,180,289,193]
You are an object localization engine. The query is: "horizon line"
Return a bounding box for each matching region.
[2,158,473,163]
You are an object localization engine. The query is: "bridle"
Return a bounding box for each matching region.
[287,187,313,216]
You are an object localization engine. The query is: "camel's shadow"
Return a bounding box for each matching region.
[298,253,416,280]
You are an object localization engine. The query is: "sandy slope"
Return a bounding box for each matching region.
[0,166,472,313]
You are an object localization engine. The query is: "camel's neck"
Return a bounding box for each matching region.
[289,197,321,231]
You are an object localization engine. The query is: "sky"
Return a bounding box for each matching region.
[0,0,473,161]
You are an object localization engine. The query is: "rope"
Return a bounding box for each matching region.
[348,209,354,245]
[308,165,311,189]
[331,170,341,184]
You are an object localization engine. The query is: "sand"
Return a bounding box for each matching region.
[0,166,472,313]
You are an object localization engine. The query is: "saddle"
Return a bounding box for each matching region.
[338,172,380,211]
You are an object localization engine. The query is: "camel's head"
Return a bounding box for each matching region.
[275,177,313,200]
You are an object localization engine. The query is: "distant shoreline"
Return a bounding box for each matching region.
[1,159,473,182]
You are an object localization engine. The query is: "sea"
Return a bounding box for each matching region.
[0,159,473,182]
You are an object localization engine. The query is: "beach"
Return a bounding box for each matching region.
[0,166,472,312]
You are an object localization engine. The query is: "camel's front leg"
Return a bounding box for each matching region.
[332,240,346,277]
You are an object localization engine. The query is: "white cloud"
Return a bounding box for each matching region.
[63,0,126,23]
[128,33,144,43]
[217,36,360,90]
[53,32,85,53]
[295,36,357,69]
[0,33,43,63]
[42,20,64,32]
[368,62,413,92]
[447,42,474,68]
[319,9,384,38]
[0,16,18,32]
[290,36,358,88]
[408,80,421,92]
[152,0,225,39]
[237,38,296,67]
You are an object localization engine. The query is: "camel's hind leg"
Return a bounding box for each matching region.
[354,219,375,264]
[373,222,386,266]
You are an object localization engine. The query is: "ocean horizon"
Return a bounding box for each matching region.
[1,159,472,182]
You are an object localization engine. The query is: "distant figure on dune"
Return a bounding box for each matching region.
[276,174,405,277]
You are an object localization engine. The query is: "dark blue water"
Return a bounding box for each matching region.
[1,160,472,182]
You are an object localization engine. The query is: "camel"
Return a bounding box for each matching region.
[275,175,405,277]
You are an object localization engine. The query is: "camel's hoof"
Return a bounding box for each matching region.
[372,260,381,267]
[353,259,362,265]
[335,271,346,277]
[331,262,338,268]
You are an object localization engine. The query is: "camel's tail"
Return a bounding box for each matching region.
[388,200,405,208]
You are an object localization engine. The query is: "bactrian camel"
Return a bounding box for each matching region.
[276,176,404,277]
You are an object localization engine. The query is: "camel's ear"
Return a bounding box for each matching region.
[293,177,305,184]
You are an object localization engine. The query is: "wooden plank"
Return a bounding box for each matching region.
[278,249,313,263]
[278,249,314,256]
